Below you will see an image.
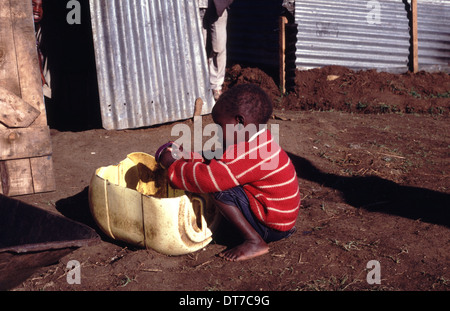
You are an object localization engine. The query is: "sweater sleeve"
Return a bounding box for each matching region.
[167,131,280,193]
[167,158,240,193]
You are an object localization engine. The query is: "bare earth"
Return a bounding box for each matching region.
[12,66,450,292]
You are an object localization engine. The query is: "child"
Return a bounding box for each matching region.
[157,84,300,261]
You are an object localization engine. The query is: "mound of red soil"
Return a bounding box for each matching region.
[225,64,450,115]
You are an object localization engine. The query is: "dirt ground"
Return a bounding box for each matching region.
[11,65,450,292]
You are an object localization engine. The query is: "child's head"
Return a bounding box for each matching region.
[211,84,273,147]
[32,0,44,24]
[212,84,273,125]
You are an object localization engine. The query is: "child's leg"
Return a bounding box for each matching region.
[212,197,269,261]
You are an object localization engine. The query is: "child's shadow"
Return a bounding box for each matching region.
[287,152,450,228]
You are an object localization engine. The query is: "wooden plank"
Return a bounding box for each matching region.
[0,86,41,128]
[411,0,419,73]
[0,161,3,194]
[0,158,33,196]
[0,1,55,196]
[0,155,55,196]
[10,0,47,127]
[0,126,52,161]
[30,155,56,193]
[279,16,287,94]
[0,0,22,133]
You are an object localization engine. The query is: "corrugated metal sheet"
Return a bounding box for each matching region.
[89,0,214,130]
[417,0,450,72]
[295,0,410,72]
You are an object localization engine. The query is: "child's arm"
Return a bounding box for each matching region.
[155,141,239,193]
[155,141,202,169]
[167,158,240,194]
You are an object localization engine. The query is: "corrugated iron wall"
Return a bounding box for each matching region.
[294,0,411,72]
[87,0,449,130]
[294,0,450,73]
[89,0,214,130]
[417,0,450,72]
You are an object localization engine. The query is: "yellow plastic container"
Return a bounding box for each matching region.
[88,152,219,255]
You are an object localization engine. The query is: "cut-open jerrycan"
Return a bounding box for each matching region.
[88,152,220,255]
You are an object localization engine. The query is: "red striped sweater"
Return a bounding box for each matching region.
[167,129,300,231]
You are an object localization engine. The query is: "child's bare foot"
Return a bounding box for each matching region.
[219,239,269,261]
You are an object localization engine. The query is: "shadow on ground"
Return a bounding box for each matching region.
[55,153,449,252]
[288,152,450,228]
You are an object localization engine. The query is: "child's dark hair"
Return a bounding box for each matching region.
[216,84,273,124]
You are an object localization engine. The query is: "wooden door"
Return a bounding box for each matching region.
[0,0,55,196]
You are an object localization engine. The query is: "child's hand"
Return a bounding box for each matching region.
[158,148,177,168]
[155,142,183,169]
